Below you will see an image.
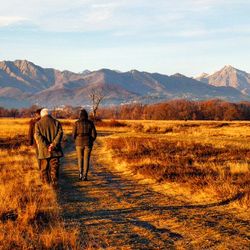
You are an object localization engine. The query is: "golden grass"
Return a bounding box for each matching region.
[1,118,249,248]
[100,120,250,208]
[0,118,80,249]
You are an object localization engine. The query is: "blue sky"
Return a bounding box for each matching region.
[0,0,250,76]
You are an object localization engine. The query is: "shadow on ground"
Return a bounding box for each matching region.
[58,133,250,249]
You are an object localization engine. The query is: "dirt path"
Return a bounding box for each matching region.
[58,134,250,249]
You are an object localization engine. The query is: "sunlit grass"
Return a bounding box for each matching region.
[1,118,249,248]
[100,120,250,208]
[0,118,79,249]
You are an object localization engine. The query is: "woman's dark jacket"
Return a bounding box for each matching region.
[72,119,97,147]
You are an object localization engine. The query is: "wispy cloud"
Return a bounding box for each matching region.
[173,25,250,38]
[0,0,250,75]
[0,0,249,33]
[0,16,28,27]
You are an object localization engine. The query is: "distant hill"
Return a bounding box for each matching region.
[0,60,249,108]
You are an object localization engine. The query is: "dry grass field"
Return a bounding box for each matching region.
[100,120,250,208]
[0,118,79,249]
[1,118,249,249]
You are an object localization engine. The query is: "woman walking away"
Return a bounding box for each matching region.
[73,109,97,181]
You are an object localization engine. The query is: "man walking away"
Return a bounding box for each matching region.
[35,108,63,187]
[28,108,42,169]
[73,109,97,181]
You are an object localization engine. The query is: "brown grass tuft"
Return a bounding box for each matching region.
[96,119,127,127]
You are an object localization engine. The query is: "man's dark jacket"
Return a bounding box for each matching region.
[35,115,63,159]
[73,119,97,147]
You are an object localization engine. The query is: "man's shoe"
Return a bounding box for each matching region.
[79,174,83,180]
[83,176,88,181]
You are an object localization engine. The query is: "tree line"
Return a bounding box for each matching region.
[98,99,250,120]
[0,99,250,120]
[0,105,80,119]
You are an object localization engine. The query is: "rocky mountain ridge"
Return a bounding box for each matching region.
[0,60,249,108]
[196,65,250,95]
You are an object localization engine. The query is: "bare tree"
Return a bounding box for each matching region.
[89,88,106,120]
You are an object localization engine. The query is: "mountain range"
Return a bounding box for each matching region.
[0,60,249,108]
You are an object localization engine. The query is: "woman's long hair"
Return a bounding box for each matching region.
[79,109,88,120]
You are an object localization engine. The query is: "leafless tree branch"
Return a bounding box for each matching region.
[88,88,106,120]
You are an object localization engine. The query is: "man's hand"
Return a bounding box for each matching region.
[48,144,55,152]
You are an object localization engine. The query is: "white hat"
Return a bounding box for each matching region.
[40,108,50,117]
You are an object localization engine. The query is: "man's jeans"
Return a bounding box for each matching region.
[76,146,92,178]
